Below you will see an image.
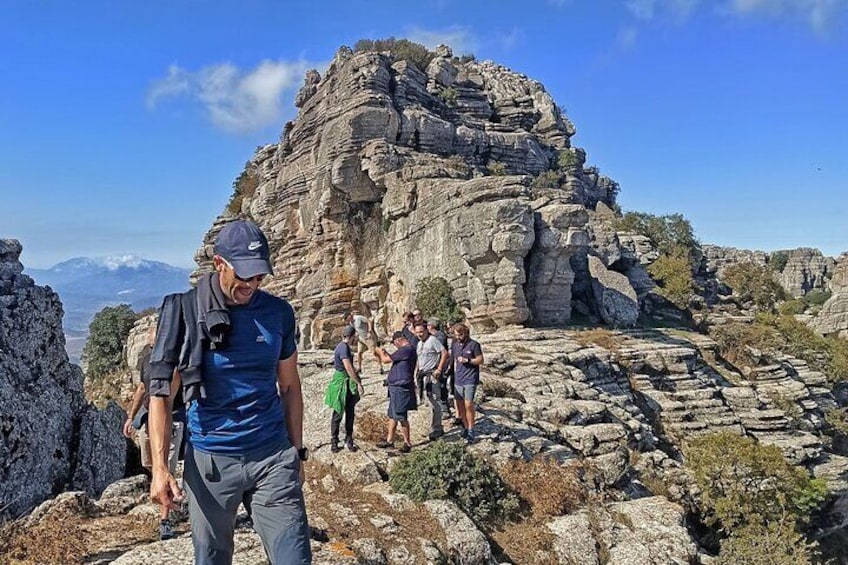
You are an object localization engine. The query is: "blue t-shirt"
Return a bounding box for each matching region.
[188,291,297,455]
[451,339,482,386]
[334,341,353,373]
[387,344,416,386]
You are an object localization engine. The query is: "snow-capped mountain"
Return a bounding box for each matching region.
[27,256,192,363]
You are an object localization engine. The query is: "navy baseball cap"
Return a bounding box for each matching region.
[214,220,273,279]
[392,330,406,341]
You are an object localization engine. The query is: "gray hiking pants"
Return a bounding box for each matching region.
[184,442,312,564]
[423,372,444,433]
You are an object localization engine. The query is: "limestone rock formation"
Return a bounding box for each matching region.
[192,46,635,345]
[814,254,848,338]
[0,239,126,520]
[701,244,835,298]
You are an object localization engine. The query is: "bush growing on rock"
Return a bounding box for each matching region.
[82,304,138,380]
[414,276,463,324]
[802,289,831,307]
[778,298,807,316]
[716,520,815,565]
[647,245,695,309]
[709,314,848,383]
[768,251,790,273]
[389,441,518,523]
[226,164,260,215]
[686,432,827,531]
[723,262,787,311]
[353,37,436,72]
[613,211,699,259]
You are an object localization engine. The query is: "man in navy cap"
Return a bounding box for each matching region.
[373,330,417,453]
[148,219,312,564]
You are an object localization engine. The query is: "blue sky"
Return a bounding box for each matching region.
[1,0,846,268]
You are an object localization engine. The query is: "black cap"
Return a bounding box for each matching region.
[342,326,357,338]
[392,330,405,341]
[214,220,273,279]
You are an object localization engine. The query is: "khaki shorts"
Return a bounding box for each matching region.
[139,420,184,473]
[356,337,369,354]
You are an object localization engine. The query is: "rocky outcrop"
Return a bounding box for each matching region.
[813,255,848,338]
[0,239,126,520]
[191,45,640,345]
[701,244,836,298]
[777,248,835,297]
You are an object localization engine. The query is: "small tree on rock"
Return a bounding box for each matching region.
[415,276,463,323]
[82,304,137,380]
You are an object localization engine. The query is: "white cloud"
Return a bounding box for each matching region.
[723,0,847,32]
[147,59,313,133]
[405,25,479,55]
[626,0,701,21]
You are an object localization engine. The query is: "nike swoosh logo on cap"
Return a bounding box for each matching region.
[248,241,262,251]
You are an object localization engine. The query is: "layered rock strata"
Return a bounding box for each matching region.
[193,45,631,344]
[0,239,126,520]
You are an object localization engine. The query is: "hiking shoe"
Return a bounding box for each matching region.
[399,444,411,454]
[330,442,342,453]
[465,430,476,444]
[460,428,469,439]
[159,519,175,541]
[428,430,444,441]
[376,440,393,449]
[452,418,464,427]
[345,438,358,452]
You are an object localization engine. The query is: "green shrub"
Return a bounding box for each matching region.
[555,149,579,170]
[717,520,815,565]
[613,211,699,259]
[438,86,457,107]
[82,304,138,380]
[802,289,831,307]
[487,160,506,176]
[686,432,827,531]
[768,251,790,273]
[709,321,782,368]
[647,245,695,308]
[353,37,436,72]
[415,276,463,324]
[778,299,806,316]
[723,262,787,311]
[709,314,848,382]
[530,169,564,189]
[226,165,260,215]
[390,441,519,523]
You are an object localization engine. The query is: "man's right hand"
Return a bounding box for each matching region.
[150,470,184,511]
[122,418,134,438]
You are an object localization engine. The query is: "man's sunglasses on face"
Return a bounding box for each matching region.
[221,258,266,283]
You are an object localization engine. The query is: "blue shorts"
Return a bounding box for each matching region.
[454,384,477,401]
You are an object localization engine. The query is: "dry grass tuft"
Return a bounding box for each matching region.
[501,457,589,518]
[482,379,526,402]
[0,508,87,565]
[355,410,388,444]
[572,328,623,351]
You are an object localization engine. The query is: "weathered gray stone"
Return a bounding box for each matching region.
[424,500,494,565]
[0,239,125,520]
[588,255,639,327]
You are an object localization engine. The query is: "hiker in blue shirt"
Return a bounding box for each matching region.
[147,220,312,564]
[450,323,484,444]
[374,331,417,453]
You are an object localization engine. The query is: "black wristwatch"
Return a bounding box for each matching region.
[297,447,309,461]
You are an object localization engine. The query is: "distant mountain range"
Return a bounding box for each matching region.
[26,256,192,363]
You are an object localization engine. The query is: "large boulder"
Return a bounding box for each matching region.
[0,239,126,520]
[588,256,639,327]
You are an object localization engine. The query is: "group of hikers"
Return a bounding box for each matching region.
[327,309,484,454]
[121,220,484,564]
